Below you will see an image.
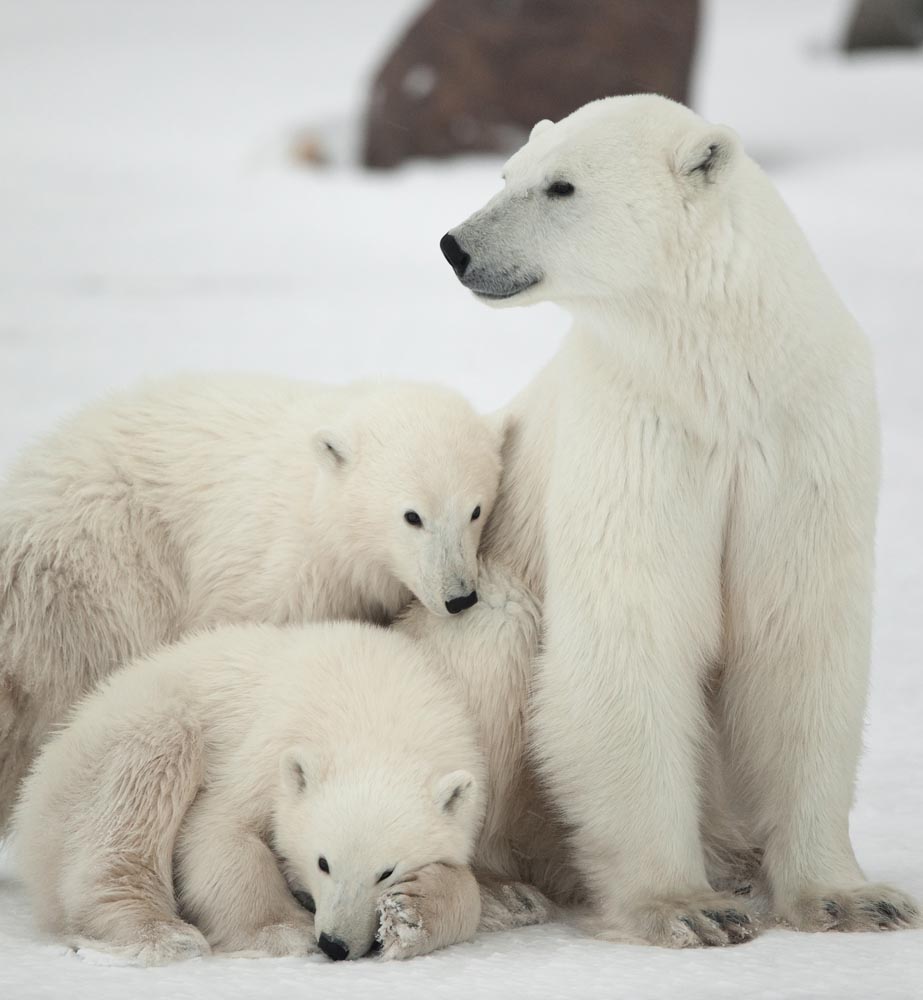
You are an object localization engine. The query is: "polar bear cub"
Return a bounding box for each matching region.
[0,374,503,832]
[13,622,486,964]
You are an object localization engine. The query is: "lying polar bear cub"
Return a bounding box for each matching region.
[0,374,503,833]
[14,622,487,964]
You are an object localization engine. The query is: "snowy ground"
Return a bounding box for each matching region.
[1,1,921,997]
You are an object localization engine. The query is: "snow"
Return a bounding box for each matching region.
[1,0,921,996]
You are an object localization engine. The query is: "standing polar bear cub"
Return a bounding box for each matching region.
[441,94,919,944]
[14,622,486,964]
[0,375,503,831]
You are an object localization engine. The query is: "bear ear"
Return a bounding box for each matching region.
[313,426,355,470]
[280,746,327,796]
[673,124,740,184]
[529,118,554,142]
[432,769,477,817]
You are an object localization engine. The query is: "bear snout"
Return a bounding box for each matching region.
[318,932,350,961]
[440,233,470,277]
[445,590,478,615]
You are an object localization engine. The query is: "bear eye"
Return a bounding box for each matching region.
[318,856,330,874]
[376,867,395,884]
[404,510,423,527]
[471,506,481,522]
[546,180,575,198]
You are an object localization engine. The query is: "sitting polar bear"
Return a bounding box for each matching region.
[0,374,504,833]
[14,622,488,964]
[434,93,920,945]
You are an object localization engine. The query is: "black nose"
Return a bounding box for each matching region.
[440,233,470,277]
[318,932,350,962]
[445,590,478,615]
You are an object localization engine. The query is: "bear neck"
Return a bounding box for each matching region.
[568,184,848,413]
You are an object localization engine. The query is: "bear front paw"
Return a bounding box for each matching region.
[781,883,920,933]
[376,863,481,960]
[593,892,759,948]
[376,885,430,960]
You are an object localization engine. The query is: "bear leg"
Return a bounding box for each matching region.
[66,714,208,964]
[175,799,317,956]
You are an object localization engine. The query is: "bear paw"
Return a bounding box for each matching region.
[376,863,480,960]
[595,892,759,948]
[376,888,429,960]
[782,883,920,933]
[478,879,555,933]
[75,919,210,966]
[243,919,318,957]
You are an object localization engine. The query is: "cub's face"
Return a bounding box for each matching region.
[274,750,480,961]
[440,95,739,310]
[314,399,504,617]
[382,446,498,617]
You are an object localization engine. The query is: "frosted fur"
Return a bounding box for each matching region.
[0,374,503,831]
[12,623,488,964]
[440,94,919,944]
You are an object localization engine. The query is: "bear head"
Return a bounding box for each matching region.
[274,747,482,960]
[440,94,743,311]
[312,383,505,617]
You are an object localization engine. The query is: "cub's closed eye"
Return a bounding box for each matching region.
[318,856,330,874]
[404,511,423,527]
[471,505,481,522]
[377,867,395,883]
[547,181,575,197]
[293,889,315,914]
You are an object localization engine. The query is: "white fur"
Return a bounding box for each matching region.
[13,622,486,963]
[396,561,580,905]
[442,94,919,944]
[0,374,502,831]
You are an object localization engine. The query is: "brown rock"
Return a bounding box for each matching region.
[362,0,700,169]
[843,0,923,52]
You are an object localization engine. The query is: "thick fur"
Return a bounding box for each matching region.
[0,374,503,832]
[438,94,919,945]
[397,562,582,906]
[13,622,488,964]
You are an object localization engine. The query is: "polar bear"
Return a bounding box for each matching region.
[0,374,503,832]
[436,94,920,945]
[13,622,488,964]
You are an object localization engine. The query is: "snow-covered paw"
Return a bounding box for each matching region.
[376,883,429,960]
[246,918,318,957]
[619,892,759,948]
[783,883,920,933]
[376,863,480,960]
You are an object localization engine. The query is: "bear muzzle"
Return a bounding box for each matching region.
[445,590,478,615]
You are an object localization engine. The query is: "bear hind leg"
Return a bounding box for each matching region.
[70,715,208,964]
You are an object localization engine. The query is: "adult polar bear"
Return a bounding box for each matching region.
[439,94,919,945]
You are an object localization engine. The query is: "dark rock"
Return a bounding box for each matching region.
[362,0,700,169]
[844,0,923,51]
